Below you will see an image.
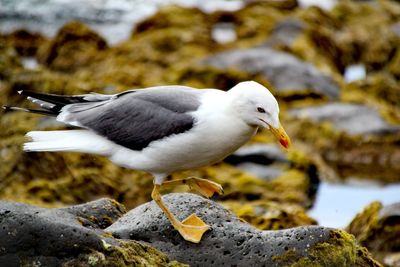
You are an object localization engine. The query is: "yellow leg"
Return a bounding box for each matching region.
[162,177,224,198]
[151,184,210,243]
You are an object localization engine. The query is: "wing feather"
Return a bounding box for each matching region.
[58,86,203,150]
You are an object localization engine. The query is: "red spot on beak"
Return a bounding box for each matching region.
[280,138,289,149]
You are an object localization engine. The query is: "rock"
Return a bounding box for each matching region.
[287,102,400,183]
[108,193,380,266]
[60,198,127,229]
[224,144,289,180]
[201,47,340,99]
[37,21,108,72]
[263,19,306,48]
[211,2,285,46]
[0,198,184,267]
[245,0,298,10]
[168,64,266,91]
[2,29,46,57]
[221,199,318,230]
[133,5,209,35]
[347,201,400,266]
[289,103,400,135]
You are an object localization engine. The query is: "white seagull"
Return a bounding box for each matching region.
[4,81,290,243]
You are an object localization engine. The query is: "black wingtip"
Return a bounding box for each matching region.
[2,106,57,116]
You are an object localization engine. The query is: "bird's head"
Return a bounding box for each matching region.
[228,81,291,149]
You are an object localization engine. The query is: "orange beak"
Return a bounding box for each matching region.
[269,123,291,149]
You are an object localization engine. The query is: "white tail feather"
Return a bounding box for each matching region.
[24,130,115,155]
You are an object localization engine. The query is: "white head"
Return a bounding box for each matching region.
[228,81,290,148]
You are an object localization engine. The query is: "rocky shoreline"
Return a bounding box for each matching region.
[0,195,381,266]
[1,0,400,266]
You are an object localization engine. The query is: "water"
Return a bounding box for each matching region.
[309,182,400,228]
[344,64,366,83]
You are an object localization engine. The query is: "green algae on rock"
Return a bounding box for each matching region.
[221,200,317,230]
[63,240,187,267]
[166,162,318,230]
[1,29,46,57]
[287,104,400,183]
[108,193,380,266]
[211,3,286,48]
[37,21,108,72]
[272,229,382,267]
[289,1,400,76]
[347,201,400,266]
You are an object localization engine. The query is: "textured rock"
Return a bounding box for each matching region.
[108,193,379,266]
[224,144,289,180]
[224,143,292,181]
[0,198,184,267]
[289,103,399,135]
[1,29,46,57]
[347,201,400,266]
[201,47,340,99]
[37,20,108,71]
[60,198,127,229]
[263,19,305,48]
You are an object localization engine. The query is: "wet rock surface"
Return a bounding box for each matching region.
[289,103,400,135]
[108,193,379,267]
[0,198,185,267]
[224,144,289,180]
[0,194,381,267]
[202,47,340,99]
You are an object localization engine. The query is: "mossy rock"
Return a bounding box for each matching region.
[346,201,400,265]
[37,21,108,72]
[272,230,382,267]
[133,5,210,35]
[78,26,213,88]
[342,72,400,124]
[286,115,400,183]
[63,240,187,267]
[0,40,22,80]
[211,3,286,47]
[0,149,154,208]
[167,64,272,91]
[1,29,47,57]
[289,1,400,75]
[222,199,317,230]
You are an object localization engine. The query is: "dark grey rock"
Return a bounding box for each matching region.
[0,198,184,266]
[60,197,127,229]
[379,202,400,223]
[1,194,375,266]
[289,102,400,135]
[108,193,337,267]
[201,47,340,99]
[263,19,305,48]
[0,200,107,266]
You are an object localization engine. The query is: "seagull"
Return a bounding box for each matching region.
[4,81,290,243]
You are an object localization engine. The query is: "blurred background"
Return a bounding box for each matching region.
[1,0,399,265]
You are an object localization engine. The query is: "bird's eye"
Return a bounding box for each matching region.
[257,107,266,113]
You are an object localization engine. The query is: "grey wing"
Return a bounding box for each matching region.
[58,86,203,150]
